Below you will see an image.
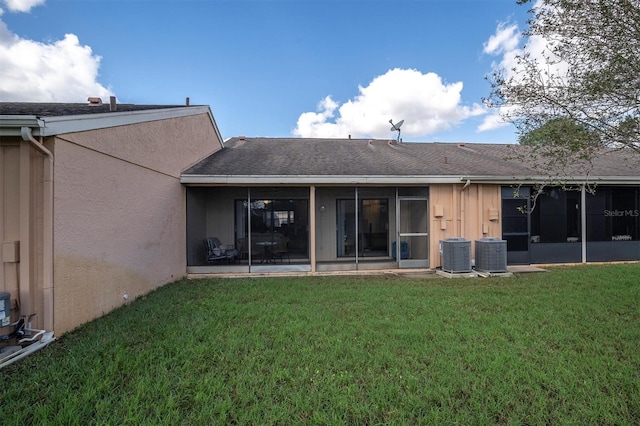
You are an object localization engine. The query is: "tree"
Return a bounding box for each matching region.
[486,0,640,168]
[517,117,599,171]
[509,118,601,210]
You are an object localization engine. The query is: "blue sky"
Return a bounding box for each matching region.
[0,0,530,143]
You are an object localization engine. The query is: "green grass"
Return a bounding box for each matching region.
[2,264,640,425]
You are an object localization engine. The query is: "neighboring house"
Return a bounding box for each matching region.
[1,100,223,337]
[181,137,640,274]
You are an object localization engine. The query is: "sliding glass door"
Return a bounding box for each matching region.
[336,198,388,257]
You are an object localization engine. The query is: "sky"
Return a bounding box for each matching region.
[0,0,532,143]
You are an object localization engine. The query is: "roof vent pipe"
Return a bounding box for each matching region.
[109,96,117,112]
[186,97,190,106]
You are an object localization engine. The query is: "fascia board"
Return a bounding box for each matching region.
[31,106,213,136]
[0,116,45,136]
[180,175,466,185]
[205,108,225,149]
[182,174,640,186]
[461,175,640,185]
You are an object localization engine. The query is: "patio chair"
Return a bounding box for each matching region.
[203,237,238,264]
[273,236,290,264]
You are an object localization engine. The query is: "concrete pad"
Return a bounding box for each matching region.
[506,265,548,274]
[435,270,478,279]
[475,270,514,278]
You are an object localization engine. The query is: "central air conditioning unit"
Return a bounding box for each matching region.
[440,238,472,273]
[475,237,507,273]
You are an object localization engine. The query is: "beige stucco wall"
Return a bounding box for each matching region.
[429,183,502,267]
[52,113,221,334]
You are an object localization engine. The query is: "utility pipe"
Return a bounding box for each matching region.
[0,330,55,369]
[20,127,55,333]
[459,179,471,238]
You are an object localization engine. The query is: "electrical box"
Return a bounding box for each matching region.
[2,241,19,263]
[440,238,472,273]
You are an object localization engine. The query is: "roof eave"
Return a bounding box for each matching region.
[0,116,45,136]
[4,106,215,137]
[180,175,468,185]
[461,175,640,185]
[182,174,640,186]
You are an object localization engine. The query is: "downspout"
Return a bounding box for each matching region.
[20,127,54,333]
[459,179,471,238]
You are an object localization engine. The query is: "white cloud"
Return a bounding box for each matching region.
[479,1,566,133]
[293,68,485,139]
[483,22,520,55]
[3,0,45,13]
[477,111,511,132]
[0,1,113,102]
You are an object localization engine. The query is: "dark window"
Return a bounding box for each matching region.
[587,187,639,241]
[530,188,581,243]
[502,199,528,234]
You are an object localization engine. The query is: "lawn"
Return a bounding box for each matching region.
[2,264,639,424]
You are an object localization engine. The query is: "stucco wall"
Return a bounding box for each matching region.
[53,113,221,334]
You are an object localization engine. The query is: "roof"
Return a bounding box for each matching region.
[0,102,221,141]
[0,102,195,117]
[181,137,640,185]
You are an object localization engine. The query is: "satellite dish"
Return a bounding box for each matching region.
[390,119,404,131]
[389,119,404,142]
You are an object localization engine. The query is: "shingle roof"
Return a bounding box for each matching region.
[0,102,196,117]
[183,137,639,180]
[0,101,218,139]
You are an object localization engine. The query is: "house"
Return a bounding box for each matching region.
[2,100,638,341]
[181,137,640,274]
[1,100,223,337]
